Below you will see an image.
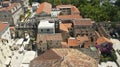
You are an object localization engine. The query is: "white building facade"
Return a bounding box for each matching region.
[0,23,11,41]
[38,20,55,34]
[0,39,12,67]
[32,2,39,12]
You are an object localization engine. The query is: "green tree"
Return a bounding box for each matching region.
[70,0,79,7]
[38,0,120,22]
[90,0,100,6]
[61,0,71,4]
[29,0,32,6]
[115,0,120,7]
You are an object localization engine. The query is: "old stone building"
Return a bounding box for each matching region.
[0,1,24,26]
[73,18,94,37]
[56,5,80,15]
[36,33,63,53]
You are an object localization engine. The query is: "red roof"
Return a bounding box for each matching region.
[58,15,82,20]
[30,48,98,67]
[0,23,8,32]
[68,38,79,46]
[71,6,80,14]
[96,37,111,45]
[77,35,89,43]
[60,23,72,32]
[61,35,89,47]
[36,2,52,14]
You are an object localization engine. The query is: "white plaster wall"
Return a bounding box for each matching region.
[1,28,11,41]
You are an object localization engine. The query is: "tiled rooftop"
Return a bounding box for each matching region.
[36,33,63,44]
[71,6,80,14]
[36,2,52,14]
[60,23,72,32]
[0,23,8,32]
[30,48,98,67]
[77,35,89,43]
[96,37,111,45]
[78,48,100,62]
[68,37,79,46]
[58,15,82,20]
[61,35,89,47]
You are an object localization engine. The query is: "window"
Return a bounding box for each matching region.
[47,29,50,31]
[41,29,43,32]
[7,32,9,34]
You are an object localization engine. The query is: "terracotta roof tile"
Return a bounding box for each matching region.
[96,37,111,45]
[30,48,98,67]
[68,37,79,46]
[36,33,63,44]
[58,15,82,20]
[60,23,72,32]
[32,49,61,60]
[0,23,8,32]
[61,42,69,47]
[77,35,89,43]
[71,6,80,14]
[61,35,89,47]
[36,2,52,14]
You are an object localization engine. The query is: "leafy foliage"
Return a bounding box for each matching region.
[29,0,33,6]
[38,0,120,22]
[100,50,117,62]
